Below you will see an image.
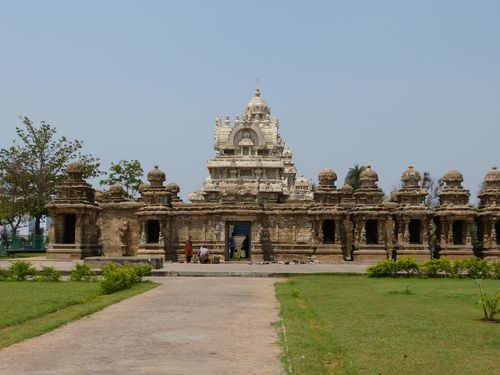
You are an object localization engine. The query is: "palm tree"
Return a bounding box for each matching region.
[344,164,367,190]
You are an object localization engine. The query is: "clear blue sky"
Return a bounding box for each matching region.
[1,0,499,201]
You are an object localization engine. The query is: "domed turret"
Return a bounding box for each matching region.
[401,166,421,188]
[340,184,354,195]
[109,183,125,197]
[359,165,378,188]
[484,166,500,185]
[147,165,166,188]
[442,169,463,188]
[66,161,85,180]
[245,87,270,120]
[318,168,337,189]
[282,148,293,158]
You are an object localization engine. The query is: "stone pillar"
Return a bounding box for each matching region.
[335,220,341,245]
[378,220,385,245]
[465,221,472,246]
[447,220,454,244]
[360,220,366,244]
[403,220,410,245]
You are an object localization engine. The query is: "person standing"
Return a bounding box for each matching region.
[228,232,236,260]
[184,235,193,263]
[242,234,250,259]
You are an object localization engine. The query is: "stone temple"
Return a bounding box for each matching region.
[46,88,500,263]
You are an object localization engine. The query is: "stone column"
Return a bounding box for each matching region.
[447,220,454,244]
[378,219,385,245]
[140,222,146,244]
[75,215,81,244]
[335,220,341,245]
[403,220,410,245]
[465,221,472,246]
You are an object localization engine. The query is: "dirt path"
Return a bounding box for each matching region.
[0,278,283,375]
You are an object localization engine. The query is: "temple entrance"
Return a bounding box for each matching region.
[146,220,160,243]
[409,220,422,244]
[453,221,465,245]
[63,214,76,244]
[226,222,251,260]
[322,220,335,244]
[366,220,378,244]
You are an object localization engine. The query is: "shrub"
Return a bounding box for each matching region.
[37,266,61,281]
[477,281,500,321]
[451,259,491,279]
[69,263,96,281]
[421,258,451,277]
[490,262,500,279]
[100,263,140,294]
[367,260,399,278]
[0,267,11,280]
[395,258,420,276]
[131,264,153,281]
[9,261,37,281]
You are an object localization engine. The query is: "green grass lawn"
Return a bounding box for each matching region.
[275,275,500,375]
[0,281,158,349]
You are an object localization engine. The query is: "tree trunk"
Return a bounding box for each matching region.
[35,215,42,236]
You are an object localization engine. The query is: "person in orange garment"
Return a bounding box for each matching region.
[184,235,193,263]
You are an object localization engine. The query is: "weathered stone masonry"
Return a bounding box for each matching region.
[46,89,500,262]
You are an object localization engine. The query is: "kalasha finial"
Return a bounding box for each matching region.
[255,86,261,97]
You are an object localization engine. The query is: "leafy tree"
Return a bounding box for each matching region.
[100,160,144,198]
[421,172,443,207]
[344,164,367,190]
[0,116,101,235]
[0,148,29,237]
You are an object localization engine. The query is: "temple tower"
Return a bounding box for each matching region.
[136,166,173,260]
[351,166,391,262]
[477,166,500,259]
[46,162,100,259]
[434,170,476,259]
[392,166,433,261]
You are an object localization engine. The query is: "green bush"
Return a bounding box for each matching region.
[395,258,420,276]
[37,266,61,281]
[69,263,96,281]
[490,262,500,279]
[367,260,399,278]
[131,264,153,281]
[0,267,11,280]
[100,263,141,294]
[9,261,37,281]
[451,259,491,279]
[421,258,451,277]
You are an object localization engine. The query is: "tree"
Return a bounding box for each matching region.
[0,151,28,237]
[100,160,144,198]
[0,116,101,235]
[344,164,367,190]
[421,172,443,207]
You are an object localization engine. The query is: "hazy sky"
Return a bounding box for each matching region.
[1,0,499,201]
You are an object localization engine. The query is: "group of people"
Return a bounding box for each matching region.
[228,233,249,259]
[183,232,250,263]
[183,236,209,264]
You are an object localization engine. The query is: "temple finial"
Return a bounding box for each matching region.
[255,78,260,97]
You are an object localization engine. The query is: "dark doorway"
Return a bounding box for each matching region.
[226,222,251,260]
[453,221,465,245]
[146,220,160,243]
[366,220,378,244]
[63,214,76,244]
[409,220,422,244]
[322,220,335,244]
[496,222,500,245]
